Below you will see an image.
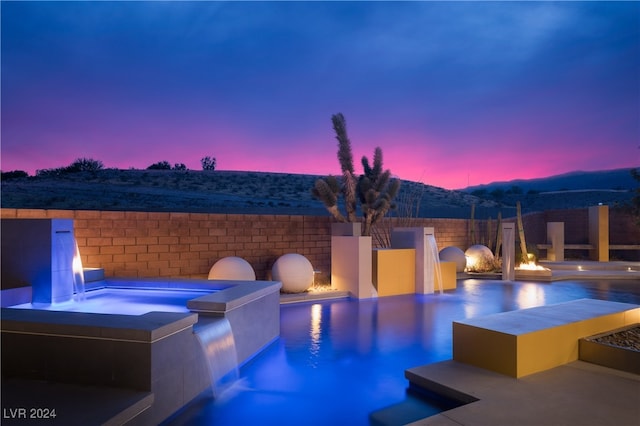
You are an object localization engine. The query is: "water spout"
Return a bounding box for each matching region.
[502,223,515,281]
[194,317,239,399]
[426,234,443,294]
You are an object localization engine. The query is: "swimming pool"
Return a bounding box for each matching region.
[163,279,640,426]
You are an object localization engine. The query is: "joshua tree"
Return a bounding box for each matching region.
[312,113,401,236]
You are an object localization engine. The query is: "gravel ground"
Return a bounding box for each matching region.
[590,326,640,352]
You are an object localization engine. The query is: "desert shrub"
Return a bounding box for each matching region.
[173,163,187,171]
[1,170,29,180]
[201,156,216,171]
[68,157,104,172]
[36,167,66,177]
[36,157,104,177]
[147,161,171,170]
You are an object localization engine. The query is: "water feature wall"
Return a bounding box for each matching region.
[1,219,77,303]
[502,223,515,281]
[391,227,442,294]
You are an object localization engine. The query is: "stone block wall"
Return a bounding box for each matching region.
[0,209,471,283]
[2,207,637,283]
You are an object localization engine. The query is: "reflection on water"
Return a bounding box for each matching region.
[516,283,546,308]
[163,279,640,426]
[308,303,323,366]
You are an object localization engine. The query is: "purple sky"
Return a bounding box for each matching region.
[2,1,638,189]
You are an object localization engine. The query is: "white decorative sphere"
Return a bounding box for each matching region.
[272,253,314,293]
[208,256,256,280]
[439,246,467,272]
[464,245,495,273]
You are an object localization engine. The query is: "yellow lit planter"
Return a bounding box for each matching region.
[453,299,640,378]
[372,248,415,297]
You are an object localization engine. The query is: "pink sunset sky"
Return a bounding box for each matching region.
[2,1,638,189]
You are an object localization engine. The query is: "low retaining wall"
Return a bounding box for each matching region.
[0,209,471,282]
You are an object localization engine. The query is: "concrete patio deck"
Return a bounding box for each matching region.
[406,293,640,425]
[406,360,640,426]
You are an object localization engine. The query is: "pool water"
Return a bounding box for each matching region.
[164,279,640,426]
[9,287,213,315]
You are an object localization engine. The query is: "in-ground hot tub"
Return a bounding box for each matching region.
[1,277,281,425]
[0,218,282,424]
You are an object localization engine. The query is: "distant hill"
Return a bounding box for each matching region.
[462,168,637,193]
[1,168,636,219]
[0,169,499,219]
[460,168,638,213]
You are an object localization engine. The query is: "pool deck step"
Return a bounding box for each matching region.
[1,378,153,425]
[453,298,640,378]
[405,360,640,426]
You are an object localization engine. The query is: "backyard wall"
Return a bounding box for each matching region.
[2,207,636,285]
[520,208,640,261]
[0,209,471,283]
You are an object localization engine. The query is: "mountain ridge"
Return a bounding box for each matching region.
[461,168,637,193]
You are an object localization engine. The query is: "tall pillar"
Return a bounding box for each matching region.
[547,222,565,261]
[588,205,609,262]
[331,235,375,299]
[1,219,76,304]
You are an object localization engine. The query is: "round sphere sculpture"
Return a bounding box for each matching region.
[272,253,314,293]
[464,245,495,273]
[439,246,467,272]
[208,256,256,281]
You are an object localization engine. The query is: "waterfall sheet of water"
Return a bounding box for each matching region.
[54,232,86,303]
[502,225,516,281]
[426,234,443,294]
[194,318,240,399]
[72,239,86,301]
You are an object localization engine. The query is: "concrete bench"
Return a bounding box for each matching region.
[453,299,640,378]
[537,243,640,254]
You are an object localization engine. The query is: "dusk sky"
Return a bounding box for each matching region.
[2,1,638,189]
